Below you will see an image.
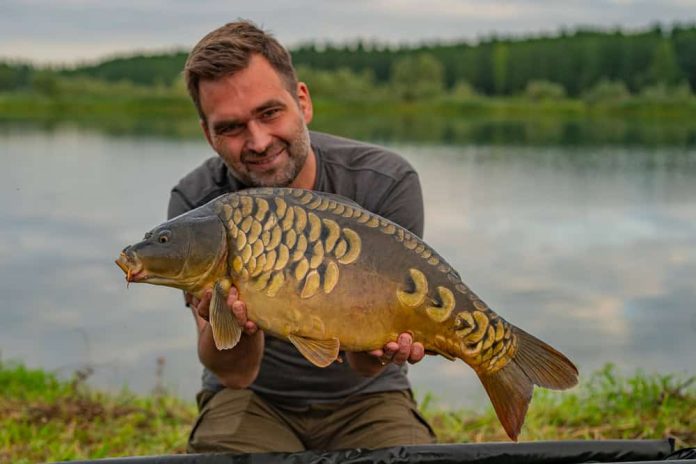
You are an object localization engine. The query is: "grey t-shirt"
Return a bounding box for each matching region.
[168,131,424,405]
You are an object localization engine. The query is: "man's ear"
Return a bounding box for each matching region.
[296,82,313,125]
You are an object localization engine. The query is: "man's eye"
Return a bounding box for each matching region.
[217,124,243,136]
[223,127,240,135]
[261,108,280,119]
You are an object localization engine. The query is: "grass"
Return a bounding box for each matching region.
[421,364,695,447]
[0,362,196,463]
[0,361,693,462]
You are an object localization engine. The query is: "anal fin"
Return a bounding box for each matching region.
[288,334,340,367]
[209,281,241,350]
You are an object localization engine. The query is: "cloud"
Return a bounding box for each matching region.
[2,0,695,64]
[375,0,524,20]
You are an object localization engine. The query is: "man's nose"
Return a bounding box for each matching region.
[245,120,272,153]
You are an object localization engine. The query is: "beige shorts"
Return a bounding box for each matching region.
[187,388,436,453]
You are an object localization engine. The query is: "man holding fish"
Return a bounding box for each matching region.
[173,20,436,452]
[118,19,577,449]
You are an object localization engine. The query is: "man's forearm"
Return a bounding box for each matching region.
[197,318,264,388]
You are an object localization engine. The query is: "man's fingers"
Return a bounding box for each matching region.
[231,300,247,326]
[244,320,259,335]
[228,285,249,327]
[391,332,413,365]
[374,341,397,365]
[226,284,258,334]
[378,334,422,366]
[196,290,212,321]
[409,342,425,364]
[227,285,239,303]
[195,284,259,336]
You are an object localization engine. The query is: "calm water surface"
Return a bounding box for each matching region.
[1,124,695,408]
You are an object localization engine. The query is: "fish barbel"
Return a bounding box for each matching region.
[115,187,578,440]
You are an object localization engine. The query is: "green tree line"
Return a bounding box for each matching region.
[292,24,696,96]
[1,24,695,100]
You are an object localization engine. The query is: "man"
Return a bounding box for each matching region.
[169,20,435,453]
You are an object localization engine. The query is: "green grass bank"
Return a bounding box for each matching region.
[4,92,696,147]
[3,91,696,122]
[1,361,693,463]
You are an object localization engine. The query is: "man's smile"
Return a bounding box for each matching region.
[245,147,285,170]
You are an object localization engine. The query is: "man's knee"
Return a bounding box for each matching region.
[327,390,437,449]
[187,388,304,453]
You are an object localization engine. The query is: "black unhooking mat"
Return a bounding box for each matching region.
[56,439,696,464]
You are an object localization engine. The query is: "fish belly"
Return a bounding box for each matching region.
[235,264,420,351]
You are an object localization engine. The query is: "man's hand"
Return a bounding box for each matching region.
[186,285,264,388]
[369,332,425,365]
[187,286,259,336]
[347,332,425,377]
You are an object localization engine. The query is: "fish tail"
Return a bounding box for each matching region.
[476,328,578,441]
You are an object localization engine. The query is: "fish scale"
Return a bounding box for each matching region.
[225,193,361,300]
[116,187,578,441]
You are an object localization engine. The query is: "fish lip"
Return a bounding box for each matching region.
[129,269,150,282]
[115,252,147,282]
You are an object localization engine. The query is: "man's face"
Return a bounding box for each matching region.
[198,54,314,188]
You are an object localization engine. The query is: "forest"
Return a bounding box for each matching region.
[1,24,695,102]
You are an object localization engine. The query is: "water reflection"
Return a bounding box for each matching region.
[319,115,696,148]
[5,112,696,147]
[1,125,694,408]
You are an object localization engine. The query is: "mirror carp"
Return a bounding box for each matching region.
[116,187,578,440]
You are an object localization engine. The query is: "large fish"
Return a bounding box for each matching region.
[116,187,578,440]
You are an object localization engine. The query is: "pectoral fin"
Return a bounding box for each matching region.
[287,334,340,367]
[209,281,241,350]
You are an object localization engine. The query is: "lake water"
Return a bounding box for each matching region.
[1,122,695,409]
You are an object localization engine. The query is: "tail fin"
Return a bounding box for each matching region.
[477,328,578,441]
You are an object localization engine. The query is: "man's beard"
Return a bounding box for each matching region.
[235,122,310,188]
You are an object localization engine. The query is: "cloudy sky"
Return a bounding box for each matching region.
[2,0,696,66]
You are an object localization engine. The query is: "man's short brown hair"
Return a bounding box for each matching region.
[184,20,298,120]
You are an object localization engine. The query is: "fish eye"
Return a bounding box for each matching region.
[158,230,171,244]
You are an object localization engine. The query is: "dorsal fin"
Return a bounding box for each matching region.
[302,190,362,209]
[241,187,363,209]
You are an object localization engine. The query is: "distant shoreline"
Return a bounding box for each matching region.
[3,93,696,146]
[3,92,696,118]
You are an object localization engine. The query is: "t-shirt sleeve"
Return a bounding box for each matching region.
[167,188,194,221]
[374,171,424,239]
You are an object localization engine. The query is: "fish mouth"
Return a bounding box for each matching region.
[115,251,148,283]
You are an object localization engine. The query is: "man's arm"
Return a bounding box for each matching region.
[170,189,264,388]
[189,288,264,388]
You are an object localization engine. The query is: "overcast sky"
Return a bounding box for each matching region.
[3,0,696,66]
